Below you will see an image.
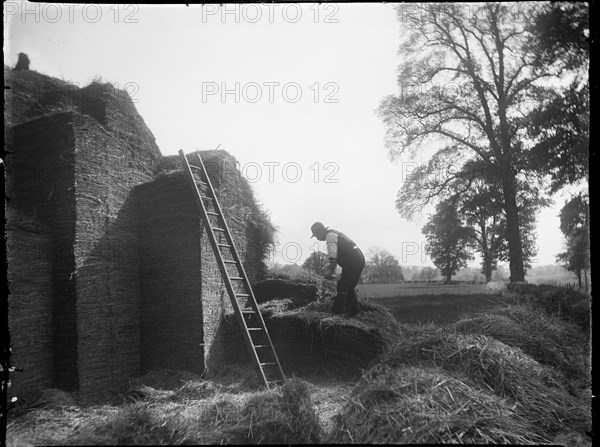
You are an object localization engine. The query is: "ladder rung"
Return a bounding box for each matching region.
[189,164,203,170]
[224,260,238,264]
[254,345,269,348]
[260,362,276,366]
[230,277,244,281]
[237,293,250,297]
[207,212,219,217]
[218,244,232,249]
[200,196,213,201]
[241,310,256,314]
[248,328,263,331]
[212,227,226,232]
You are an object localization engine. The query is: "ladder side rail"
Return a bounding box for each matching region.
[194,151,286,383]
[178,150,268,386]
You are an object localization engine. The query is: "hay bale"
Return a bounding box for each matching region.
[453,304,589,392]
[6,208,54,398]
[328,364,547,444]
[378,329,591,436]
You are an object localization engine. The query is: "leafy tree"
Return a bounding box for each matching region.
[419,266,439,283]
[556,195,590,291]
[422,200,474,283]
[526,85,589,194]
[364,247,404,283]
[527,2,589,72]
[378,3,568,282]
[302,251,329,276]
[457,161,547,280]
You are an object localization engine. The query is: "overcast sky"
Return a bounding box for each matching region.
[5,2,573,267]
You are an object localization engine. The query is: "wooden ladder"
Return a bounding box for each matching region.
[178,150,286,388]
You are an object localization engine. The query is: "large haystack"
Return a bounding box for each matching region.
[6,67,276,402]
[6,68,161,401]
[135,150,275,376]
[6,208,54,397]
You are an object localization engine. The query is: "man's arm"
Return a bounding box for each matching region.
[324,232,338,279]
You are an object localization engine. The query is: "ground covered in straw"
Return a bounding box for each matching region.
[6,284,592,445]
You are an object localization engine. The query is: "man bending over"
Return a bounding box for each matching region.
[310,222,365,316]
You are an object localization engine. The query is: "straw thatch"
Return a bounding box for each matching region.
[6,208,54,398]
[328,364,548,444]
[376,328,590,436]
[453,303,589,393]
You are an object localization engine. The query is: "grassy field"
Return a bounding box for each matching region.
[357,283,504,324]
[357,282,494,297]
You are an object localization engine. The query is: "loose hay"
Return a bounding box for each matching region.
[328,364,547,444]
[377,329,591,436]
[220,377,322,444]
[453,303,589,392]
[27,377,322,445]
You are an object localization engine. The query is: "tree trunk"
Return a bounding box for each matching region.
[501,168,525,282]
[484,269,492,283]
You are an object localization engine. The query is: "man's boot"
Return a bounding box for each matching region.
[346,289,361,316]
[331,292,347,315]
